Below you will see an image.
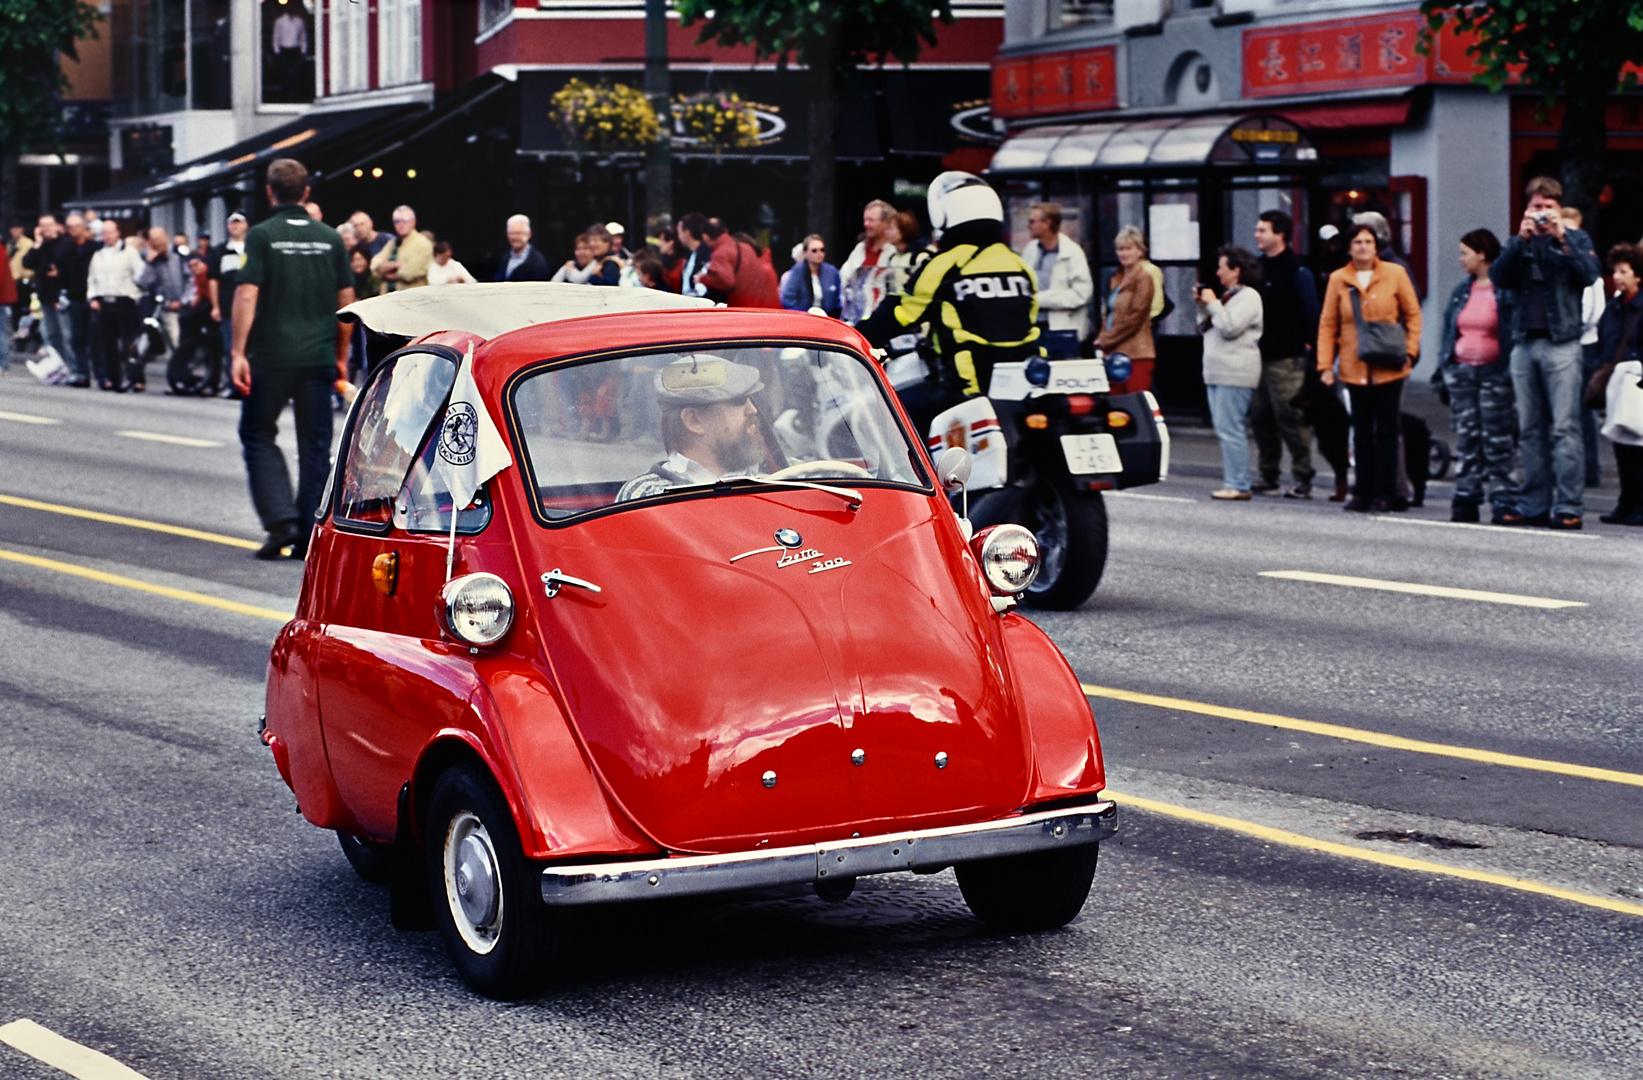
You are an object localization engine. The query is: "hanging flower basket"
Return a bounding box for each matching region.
[672,90,762,151]
[550,79,659,154]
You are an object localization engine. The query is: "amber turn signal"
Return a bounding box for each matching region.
[372,552,398,596]
[1024,413,1049,430]
[1107,410,1132,429]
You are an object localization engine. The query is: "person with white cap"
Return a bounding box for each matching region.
[605,221,632,262]
[616,355,767,502]
[208,210,250,377]
[857,171,1043,433]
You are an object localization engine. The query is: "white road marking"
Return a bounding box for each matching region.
[0,1019,151,1080]
[0,410,62,425]
[114,430,223,448]
[1372,516,1601,541]
[1105,491,1195,503]
[1259,570,1586,609]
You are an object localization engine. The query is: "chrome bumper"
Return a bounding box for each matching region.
[540,800,1116,906]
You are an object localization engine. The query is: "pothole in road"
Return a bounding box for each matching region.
[1355,829,1486,850]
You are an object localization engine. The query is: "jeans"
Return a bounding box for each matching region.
[239,365,336,534]
[1346,379,1404,502]
[1442,359,1519,509]
[68,299,91,378]
[1206,384,1255,491]
[1510,336,1586,518]
[40,300,78,376]
[1249,356,1316,485]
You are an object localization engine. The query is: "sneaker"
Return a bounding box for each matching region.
[1283,483,1313,500]
[1547,513,1583,531]
[1211,488,1253,500]
[1451,500,1480,523]
[1249,481,1281,496]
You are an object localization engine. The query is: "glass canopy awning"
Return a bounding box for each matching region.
[988,113,1319,174]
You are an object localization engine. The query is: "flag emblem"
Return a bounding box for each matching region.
[438,402,479,467]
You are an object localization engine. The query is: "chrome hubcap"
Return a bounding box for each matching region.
[443,811,503,955]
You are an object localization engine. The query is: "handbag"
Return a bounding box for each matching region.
[1585,304,1643,408]
[1348,285,1409,369]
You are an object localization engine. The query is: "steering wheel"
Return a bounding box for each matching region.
[767,459,874,481]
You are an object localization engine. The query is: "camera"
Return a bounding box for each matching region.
[1530,210,1556,228]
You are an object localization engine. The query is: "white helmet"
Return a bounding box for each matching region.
[927,171,1003,233]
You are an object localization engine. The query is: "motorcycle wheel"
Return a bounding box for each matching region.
[972,475,1108,611]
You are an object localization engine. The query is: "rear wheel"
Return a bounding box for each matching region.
[979,475,1106,610]
[425,762,554,998]
[955,842,1099,932]
[1428,437,1453,480]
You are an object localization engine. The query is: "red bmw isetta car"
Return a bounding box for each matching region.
[262,284,1116,997]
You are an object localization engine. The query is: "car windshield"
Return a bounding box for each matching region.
[512,345,928,520]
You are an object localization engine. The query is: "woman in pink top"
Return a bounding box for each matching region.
[1437,228,1520,523]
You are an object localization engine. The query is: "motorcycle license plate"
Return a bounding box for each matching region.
[1060,433,1123,475]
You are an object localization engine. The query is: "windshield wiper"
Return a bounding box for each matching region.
[672,474,862,509]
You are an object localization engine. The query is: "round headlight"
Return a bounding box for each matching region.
[440,573,515,646]
[975,524,1040,595]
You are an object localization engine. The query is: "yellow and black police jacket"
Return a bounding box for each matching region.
[860,237,1043,397]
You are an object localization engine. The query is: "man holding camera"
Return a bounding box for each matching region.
[1490,176,1601,529]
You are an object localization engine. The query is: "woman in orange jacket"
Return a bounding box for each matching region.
[1318,223,1422,511]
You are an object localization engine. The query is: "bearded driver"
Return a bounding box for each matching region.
[617,355,768,501]
[857,172,1043,433]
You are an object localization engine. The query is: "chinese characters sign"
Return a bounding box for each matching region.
[993,46,1117,120]
[1243,12,1425,98]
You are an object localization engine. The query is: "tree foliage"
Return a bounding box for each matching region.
[0,0,101,154]
[674,0,954,70]
[1419,0,1643,97]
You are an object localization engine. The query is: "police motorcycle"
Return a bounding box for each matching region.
[882,335,1168,609]
[861,171,1168,610]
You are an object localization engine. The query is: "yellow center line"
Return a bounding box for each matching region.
[0,548,292,623]
[0,1018,151,1080]
[1260,569,1586,609]
[0,493,261,550]
[1105,789,1643,919]
[1082,684,1643,789]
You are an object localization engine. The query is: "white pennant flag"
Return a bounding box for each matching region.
[433,345,512,578]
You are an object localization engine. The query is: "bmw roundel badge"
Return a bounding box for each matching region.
[775,528,802,548]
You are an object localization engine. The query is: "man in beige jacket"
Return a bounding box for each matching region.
[370,204,433,292]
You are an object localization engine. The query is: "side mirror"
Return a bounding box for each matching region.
[935,445,972,493]
[934,446,974,540]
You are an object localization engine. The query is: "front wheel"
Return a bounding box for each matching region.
[955,842,1099,932]
[425,762,555,999]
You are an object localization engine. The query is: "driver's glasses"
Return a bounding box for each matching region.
[512,346,928,521]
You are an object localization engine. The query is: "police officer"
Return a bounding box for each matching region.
[857,173,1042,434]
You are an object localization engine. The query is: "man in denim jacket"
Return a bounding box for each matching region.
[1490,176,1601,528]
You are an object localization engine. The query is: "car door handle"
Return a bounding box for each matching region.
[541,569,602,598]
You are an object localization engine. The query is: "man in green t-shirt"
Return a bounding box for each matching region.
[230,158,356,559]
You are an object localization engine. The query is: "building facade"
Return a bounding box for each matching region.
[67,0,1006,277]
[988,0,1643,408]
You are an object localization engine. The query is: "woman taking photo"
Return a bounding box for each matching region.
[1097,226,1157,394]
[1436,228,1520,523]
[1197,245,1264,500]
[1317,222,1422,512]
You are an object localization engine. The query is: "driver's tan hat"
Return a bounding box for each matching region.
[654,355,764,406]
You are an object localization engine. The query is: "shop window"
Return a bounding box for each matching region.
[378,0,422,88]
[263,0,316,105]
[479,0,511,33]
[190,0,231,110]
[111,0,188,116]
[329,0,368,95]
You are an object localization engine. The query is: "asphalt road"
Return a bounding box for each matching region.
[1,367,1640,1079]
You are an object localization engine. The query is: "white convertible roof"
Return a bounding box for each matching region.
[337,282,715,340]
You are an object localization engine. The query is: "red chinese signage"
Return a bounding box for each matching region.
[1243,12,1426,97]
[993,45,1116,120]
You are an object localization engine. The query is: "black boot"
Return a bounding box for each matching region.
[1450,499,1480,523]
